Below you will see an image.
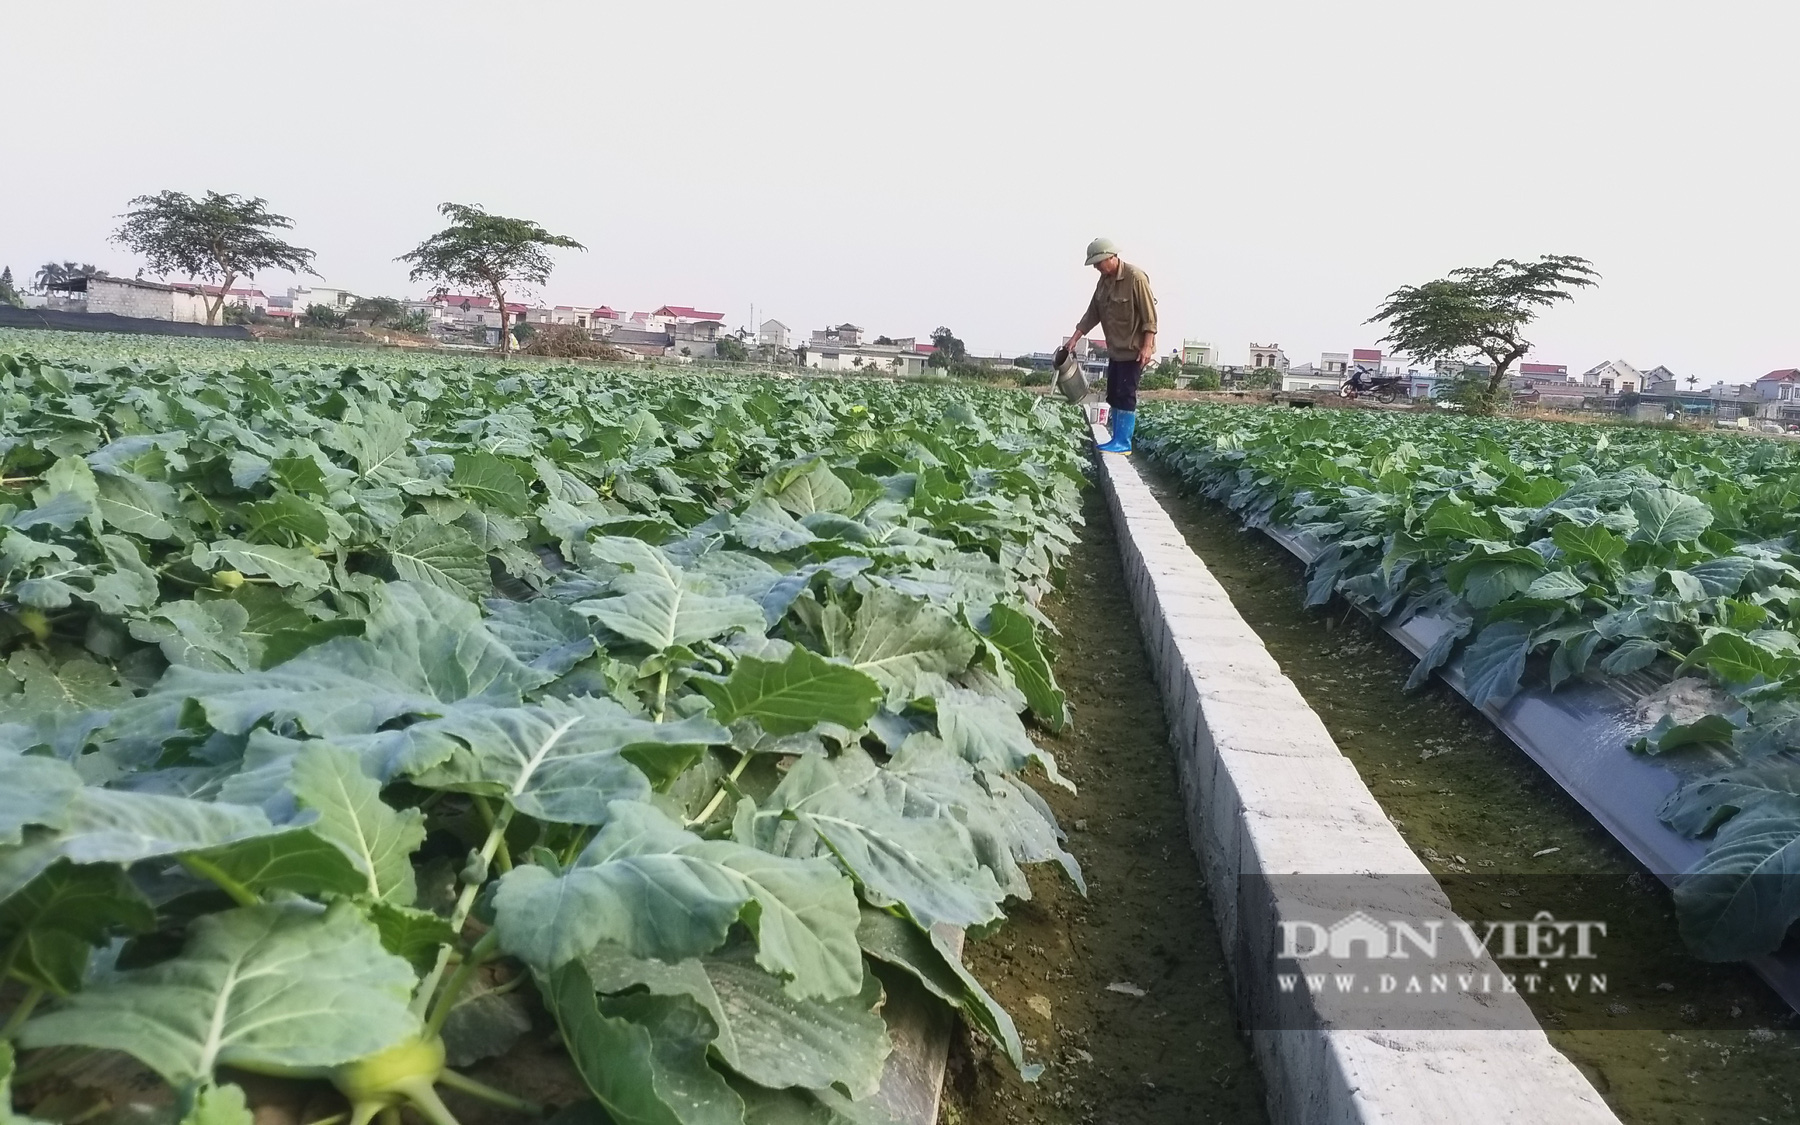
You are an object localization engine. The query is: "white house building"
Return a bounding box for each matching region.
[758,319,790,349]
[1248,343,1288,372]
[43,275,211,322]
[1578,359,1644,394]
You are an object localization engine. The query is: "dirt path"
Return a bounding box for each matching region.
[941,487,1268,1125]
[1136,458,1800,1125]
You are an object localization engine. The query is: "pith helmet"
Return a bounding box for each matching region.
[1084,237,1119,265]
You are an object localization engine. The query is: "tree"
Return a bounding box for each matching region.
[397,203,583,356]
[715,335,748,362]
[111,191,317,324]
[1686,375,1698,391]
[0,267,21,307]
[927,326,966,369]
[303,303,347,329]
[1184,364,1222,391]
[32,261,106,292]
[348,296,405,325]
[1368,255,1598,414]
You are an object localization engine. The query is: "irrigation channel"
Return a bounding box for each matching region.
[1133,454,1800,1125]
[941,485,1267,1125]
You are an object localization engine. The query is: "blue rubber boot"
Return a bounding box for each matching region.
[1097,410,1136,453]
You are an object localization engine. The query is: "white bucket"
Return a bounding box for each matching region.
[1083,402,1111,427]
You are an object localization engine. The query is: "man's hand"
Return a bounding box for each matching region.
[1137,333,1157,368]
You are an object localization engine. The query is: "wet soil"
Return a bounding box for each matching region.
[941,487,1268,1125]
[1136,456,1800,1125]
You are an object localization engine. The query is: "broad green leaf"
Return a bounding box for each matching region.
[407,697,725,822]
[1692,633,1797,686]
[0,787,279,903]
[735,748,1007,932]
[368,901,459,974]
[1674,812,1800,960]
[0,861,155,994]
[1549,630,1603,690]
[1659,761,1800,837]
[768,462,856,517]
[1550,523,1627,570]
[483,597,599,675]
[1523,570,1588,601]
[21,901,420,1084]
[695,647,882,736]
[582,537,766,650]
[823,587,978,706]
[581,940,891,1096]
[149,581,549,748]
[1629,488,1714,544]
[1600,637,1661,675]
[243,492,331,545]
[1459,620,1532,708]
[856,907,1025,1072]
[494,801,862,1000]
[181,1083,254,1125]
[386,516,489,598]
[0,754,83,846]
[1421,497,1507,542]
[289,742,426,903]
[452,451,531,515]
[193,539,331,590]
[981,603,1067,732]
[932,687,1071,792]
[544,959,746,1125]
[187,827,370,899]
[95,473,177,539]
[732,498,818,554]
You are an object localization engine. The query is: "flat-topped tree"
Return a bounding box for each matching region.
[1369,255,1598,413]
[398,203,583,356]
[111,192,317,324]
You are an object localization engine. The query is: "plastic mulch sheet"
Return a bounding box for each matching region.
[1260,522,1800,1013]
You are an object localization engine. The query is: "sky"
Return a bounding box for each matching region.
[6,1,1797,380]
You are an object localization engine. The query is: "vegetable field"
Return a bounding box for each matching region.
[0,334,1088,1125]
[1140,403,1800,968]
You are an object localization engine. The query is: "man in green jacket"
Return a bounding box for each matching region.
[1068,237,1157,454]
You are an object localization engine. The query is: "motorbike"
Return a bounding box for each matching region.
[1340,373,1406,404]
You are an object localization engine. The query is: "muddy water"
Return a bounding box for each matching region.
[1137,459,1800,1125]
[942,487,1268,1125]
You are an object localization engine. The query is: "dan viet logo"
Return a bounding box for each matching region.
[1275,910,1609,997]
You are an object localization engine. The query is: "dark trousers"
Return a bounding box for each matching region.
[1105,358,1143,412]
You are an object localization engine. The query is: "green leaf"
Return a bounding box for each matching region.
[1523,570,1588,601]
[21,901,420,1085]
[193,539,331,590]
[386,515,489,598]
[289,742,426,903]
[180,1082,254,1125]
[768,462,857,517]
[186,827,370,899]
[1629,488,1714,544]
[696,647,881,736]
[544,959,746,1125]
[1674,812,1800,960]
[452,451,532,515]
[0,861,155,994]
[368,901,459,974]
[856,907,1025,1072]
[1421,496,1507,542]
[95,473,177,539]
[735,748,1008,932]
[1460,620,1532,708]
[0,787,280,903]
[582,940,891,1097]
[1633,713,1738,756]
[823,587,978,706]
[407,697,724,822]
[483,597,599,674]
[1692,633,1798,686]
[494,801,862,1000]
[1600,637,1661,675]
[732,498,818,554]
[1659,761,1800,837]
[0,754,83,846]
[582,537,766,651]
[1550,523,1627,570]
[1548,630,1602,690]
[932,687,1071,791]
[981,604,1067,732]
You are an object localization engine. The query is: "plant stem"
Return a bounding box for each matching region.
[653,669,669,722]
[436,1070,542,1115]
[411,804,514,1017]
[178,854,260,907]
[558,827,591,866]
[685,750,752,828]
[1,986,44,1037]
[424,931,498,1039]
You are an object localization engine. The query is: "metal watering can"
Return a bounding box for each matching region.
[1052,346,1091,404]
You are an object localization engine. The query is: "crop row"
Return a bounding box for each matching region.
[0,336,1088,1125]
[1140,402,1800,964]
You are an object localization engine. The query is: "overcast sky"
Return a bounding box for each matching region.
[7,1,1796,379]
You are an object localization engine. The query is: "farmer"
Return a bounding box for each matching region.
[1067,237,1157,454]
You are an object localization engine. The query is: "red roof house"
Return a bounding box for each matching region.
[1352,348,1383,363]
[652,305,725,321]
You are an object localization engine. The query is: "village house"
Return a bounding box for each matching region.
[43,275,211,322]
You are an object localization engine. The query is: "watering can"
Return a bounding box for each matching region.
[1052,346,1091,404]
